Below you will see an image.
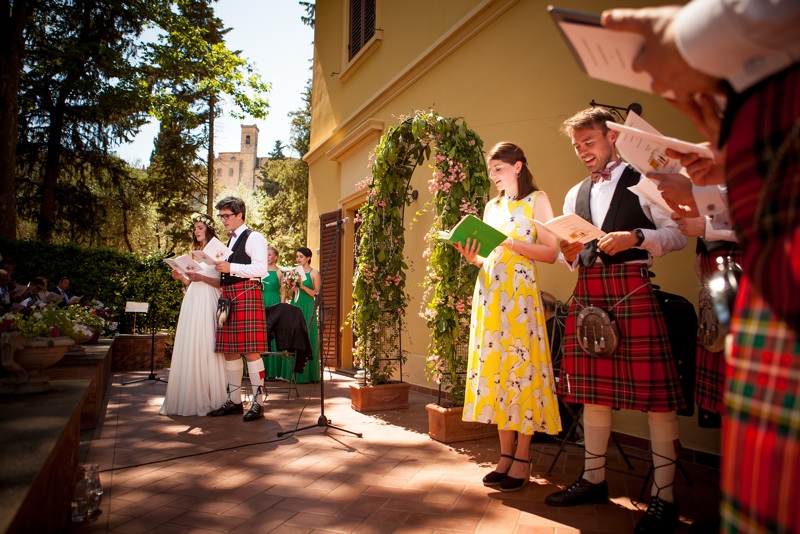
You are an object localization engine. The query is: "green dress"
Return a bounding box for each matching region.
[291,271,319,383]
[262,269,290,379]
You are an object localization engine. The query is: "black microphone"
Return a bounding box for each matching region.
[324,217,351,228]
[627,103,643,116]
[164,252,176,259]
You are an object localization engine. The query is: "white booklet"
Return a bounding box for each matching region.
[608,111,714,178]
[628,177,675,215]
[164,254,204,274]
[192,237,232,264]
[530,213,605,244]
[548,6,662,95]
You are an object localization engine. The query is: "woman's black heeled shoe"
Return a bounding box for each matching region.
[499,457,531,492]
[482,454,515,486]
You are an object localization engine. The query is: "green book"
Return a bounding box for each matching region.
[436,215,507,257]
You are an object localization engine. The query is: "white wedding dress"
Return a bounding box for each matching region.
[160,263,227,416]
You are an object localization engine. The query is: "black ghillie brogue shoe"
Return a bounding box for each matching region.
[634,496,679,534]
[242,401,263,422]
[545,478,609,507]
[208,399,244,417]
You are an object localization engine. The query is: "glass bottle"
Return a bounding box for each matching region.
[71,476,89,523]
[81,464,104,516]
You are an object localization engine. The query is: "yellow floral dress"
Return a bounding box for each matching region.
[462,191,561,436]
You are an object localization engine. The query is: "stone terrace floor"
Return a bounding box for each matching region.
[68,369,721,534]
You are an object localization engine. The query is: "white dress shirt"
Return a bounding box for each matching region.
[226,224,269,280]
[561,163,687,268]
[675,0,800,92]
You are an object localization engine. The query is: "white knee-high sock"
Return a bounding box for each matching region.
[247,359,265,405]
[582,404,612,484]
[225,359,244,404]
[648,410,679,502]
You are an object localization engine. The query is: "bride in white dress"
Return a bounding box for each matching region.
[160,214,228,416]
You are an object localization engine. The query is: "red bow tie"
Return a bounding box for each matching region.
[227,231,236,238]
[591,158,623,184]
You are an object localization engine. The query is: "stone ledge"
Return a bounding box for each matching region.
[49,340,113,429]
[0,379,88,533]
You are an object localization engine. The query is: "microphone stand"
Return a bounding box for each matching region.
[122,300,168,385]
[278,218,362,438]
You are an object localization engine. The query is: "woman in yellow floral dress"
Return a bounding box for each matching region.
[455,142,561,492]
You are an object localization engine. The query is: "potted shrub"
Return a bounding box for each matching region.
[349,111,491,418]
[417,117,495,443]
[0,302,90,393]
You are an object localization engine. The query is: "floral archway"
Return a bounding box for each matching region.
[350,110,491,404]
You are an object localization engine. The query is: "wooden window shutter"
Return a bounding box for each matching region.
[348,0,376,61]
[318,210,343,368]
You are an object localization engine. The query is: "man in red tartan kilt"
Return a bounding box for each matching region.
[544,107,688,534]
[208,196,269,422]
[601,3,800,533]
[667,204,741,427]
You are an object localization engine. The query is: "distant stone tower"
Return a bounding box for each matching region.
[214,124,265,191]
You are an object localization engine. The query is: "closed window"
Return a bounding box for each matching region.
[228,168,233,177]
[349,0,376,61]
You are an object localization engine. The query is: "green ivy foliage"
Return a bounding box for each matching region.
[0,237,184,334]
[350,110,490,400]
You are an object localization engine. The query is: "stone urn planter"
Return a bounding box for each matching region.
[426,403,497,444]
[350,381,411,413]
[1,332,75,394]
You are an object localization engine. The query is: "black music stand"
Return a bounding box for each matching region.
[122,301,167,386]
[278,218,362,438]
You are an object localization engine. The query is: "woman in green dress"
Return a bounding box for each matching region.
[291,247,321,383]
[262,246,287,378]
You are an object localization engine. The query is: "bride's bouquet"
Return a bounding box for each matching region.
[282,268,304,302]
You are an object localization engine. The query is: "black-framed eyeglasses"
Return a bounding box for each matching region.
[218,213,235,221]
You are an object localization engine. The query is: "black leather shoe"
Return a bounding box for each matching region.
[208,399,243,417]
[483,454,514,486]
[634,496,679,534]
[242,402,263,422]
[545,478,609,507]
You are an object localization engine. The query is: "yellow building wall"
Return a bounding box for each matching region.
[307,0,720,454]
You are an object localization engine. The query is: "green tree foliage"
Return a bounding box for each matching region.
[299,1,315,29]
[0,236,184,334]
[288,79,311,158]
[268,139,286,160]
[16,0,156,243]
[257,158,308,265]
[145,0,271,216]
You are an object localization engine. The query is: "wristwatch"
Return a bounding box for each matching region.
[633,228,645,247]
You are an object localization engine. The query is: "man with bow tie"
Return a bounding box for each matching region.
[545,107,687,534]
[209,196,269,422]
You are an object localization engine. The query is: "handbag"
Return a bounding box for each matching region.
[216,297,231,329]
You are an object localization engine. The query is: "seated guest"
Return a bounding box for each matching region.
[0,270,11,313]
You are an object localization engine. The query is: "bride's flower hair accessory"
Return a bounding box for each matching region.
[190,213,215,229]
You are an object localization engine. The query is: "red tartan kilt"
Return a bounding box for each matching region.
[215,280,268,354]
[559,263,685,411]
[695,247,742,415]
[722,277,800,533]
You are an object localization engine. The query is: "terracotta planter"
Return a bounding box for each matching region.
[350,382,411,412]
[426,403,497,444]
[0,333,75,394]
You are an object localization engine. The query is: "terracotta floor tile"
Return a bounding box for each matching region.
[169,509,249,531]
[63,371,721,533]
